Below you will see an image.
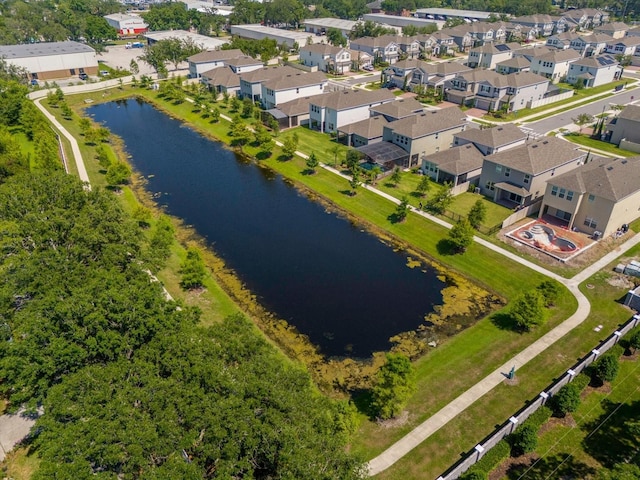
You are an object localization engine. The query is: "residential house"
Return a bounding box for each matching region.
[369,97,424,121]
[416,33,454,57]
[299,44,351,74]
[504,22,538,42]
[479,136,586,207]
[626,25,640,38]
[308,89,395,133]
[393,35,422,59]
[188,49,244,79]
[349,49,373,70]
[511,14,566,36]
[201,66,241,97]
[595,22,630,39]
[383,58,430,88]
[239,66,305,103]
[561,10,588,31]
[349,36,400,64]
[225,56,264,74]
[569,33,612,57]
[540,156,640,236]
[264,96,314,130]
[440,27,474,52]
[396,61,471,91]
[421,143,485,189]
[446,70,550,112]
[467,42,521,69]
[514,45,553,62]
[453,123,528,155]
[496,56,531,74]
[566,54,622,87]
[605,36,640,57]
[545,32,580,50]
[606,104,640,146]
[337,116,389,147]
[381,106,468,167]
[261,71,328,109]
[530,48,581,82]
[562,8,608,29]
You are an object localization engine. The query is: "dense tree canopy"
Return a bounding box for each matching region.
[0,173,365,478]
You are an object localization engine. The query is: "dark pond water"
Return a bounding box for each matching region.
[89,99,445,358]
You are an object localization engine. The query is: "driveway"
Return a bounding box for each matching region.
[0,410,39,462]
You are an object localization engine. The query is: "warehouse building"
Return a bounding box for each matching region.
[104,13,148,37]
[229,24,317,48]
[0,41,98,81]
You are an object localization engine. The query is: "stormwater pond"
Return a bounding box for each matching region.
[89,99,446,358]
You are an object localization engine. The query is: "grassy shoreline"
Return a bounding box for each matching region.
[49,84,638,480]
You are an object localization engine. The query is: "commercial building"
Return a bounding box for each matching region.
[0,41,98,80]
[104,13,148,36]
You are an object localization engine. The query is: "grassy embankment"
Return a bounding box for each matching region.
[49,84,640,480]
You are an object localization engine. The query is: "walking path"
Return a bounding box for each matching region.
[33,97,91,187]
[18,81,640,477]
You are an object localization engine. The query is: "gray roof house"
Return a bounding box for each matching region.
[201,66,241,96]
[479,136,586,207]
[188,49,244,78]
[453,123,528,155]
[540,156,640,236]
[369,97,424,121]
[467,42,522,70]
[495,56,531,74]
[566,54,622,88]
[337,116,390,147]
[606,104,640,146]
[421,143,485,190]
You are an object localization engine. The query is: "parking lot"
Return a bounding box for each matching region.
[97,44,157,75]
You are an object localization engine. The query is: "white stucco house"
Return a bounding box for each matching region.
[299,44,351,74]
[566,54,622,88]
[188,49,244,79]
[261,71,328,109]
[530,48,581,83]
[308,89,395,133]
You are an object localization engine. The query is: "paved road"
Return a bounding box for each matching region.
[0,410,39,463]
[525,86,639,135]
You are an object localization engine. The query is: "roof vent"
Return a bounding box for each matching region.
[621,159,628,164]
[542,140,549,144]
[531,144,538,148]
[607,166,614,170]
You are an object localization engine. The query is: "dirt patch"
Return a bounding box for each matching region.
[606,273,635,289]
[538,414,577,436]
[489,453,539,480]
[377,410,411,429]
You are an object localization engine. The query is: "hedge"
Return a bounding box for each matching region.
[522,405,552,430]
[466,439,511,476]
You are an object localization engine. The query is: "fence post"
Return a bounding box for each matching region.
[613,331,622,343]
[508,416,518,434]
[539,391,549,405]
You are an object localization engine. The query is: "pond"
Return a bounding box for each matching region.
[89,99,445,358]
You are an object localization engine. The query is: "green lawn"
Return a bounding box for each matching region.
[562,133,638,157]
[448,192,512,229]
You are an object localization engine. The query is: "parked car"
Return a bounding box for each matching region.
[30,79,39,86]
[99,70,109,76]
[79,72,88,80]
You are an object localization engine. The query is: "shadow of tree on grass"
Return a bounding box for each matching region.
[505,453,596,479]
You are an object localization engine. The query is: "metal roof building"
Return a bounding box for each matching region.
[362,14,441,30]
[415,8,494,21]
[229,24,317,48]
[303,18,358,37]
[0,41,98,80]
[143,30,229,50]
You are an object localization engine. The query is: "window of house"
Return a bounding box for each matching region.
[524,174,530,184]
[567,190,574,201]
[588,194,595,202]
[504,167,511,177]
[584,217,597,228]
[558,188,566,199]
[551,185,558,196]
[496,165,502,173]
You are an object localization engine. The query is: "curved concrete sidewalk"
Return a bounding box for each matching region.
[33,97,90,187]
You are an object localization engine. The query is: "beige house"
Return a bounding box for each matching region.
[595,21,630,39]
[606,104,640,146]
[299,44,351,74]
[540,156,640,237]
[382,106,468,168]
[421,143,485,190]
[453,123,528,155]
[479,137,586,207]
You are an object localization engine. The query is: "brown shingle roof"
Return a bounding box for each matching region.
[338,116,389,139]
[535,48,582,63]
[201,66,240,87]
[548,156,640,202]
[369,97,424,120]
[485,137,584,175]
[300,44,346,56]
[261,71,327,91]
[310,89,395,111]
[423,144,484,175]
[617,104,640,121]
[188,49,243,63]
[225,55,263,67]
[386,106,467,139]
[454,124,527,149]
[239,65,302,84]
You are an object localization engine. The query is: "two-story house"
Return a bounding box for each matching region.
[467,42,521,69]
[595,22,630,39]
[446,70,549,112]
[224,56,264,74]
[261,71,328,109]
[512,14,563,37]
[606,104,640,146]
[188,49,244,79]
[308,89,395,133]
[349,36,400,64]
[605,37,640,57]
[381,106,468,167]
[562,8,607,29]
[393,35,422,59]
[425,31,457,55]
[540,156,640,236]
[439,27,474,53]
[421,143,485,190]
[239,66,308,103]
[504,22,538,42]
[349,49,374,70]
[569,33,612,57]
[566,54,622,88]
[383,59,431,88]
[201,66,241,97]
[530,48,581,82]
[299,44,351,74]
[369,97,424,121]
[479,136,586,207]
[545,32,580,50]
